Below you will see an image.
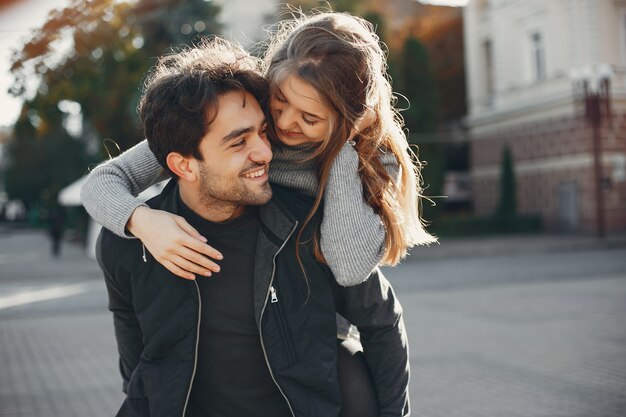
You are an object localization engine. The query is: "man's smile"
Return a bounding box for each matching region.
[241,165,268,179]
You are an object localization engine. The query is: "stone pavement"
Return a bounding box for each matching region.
[0,226,625,417]
[0,227,122,417]
[401,272,626,417]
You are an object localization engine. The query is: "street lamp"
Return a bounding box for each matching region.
[570,64,613,239]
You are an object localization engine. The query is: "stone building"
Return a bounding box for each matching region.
[464,0,626,233]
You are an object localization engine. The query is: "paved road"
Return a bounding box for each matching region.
[0,227,625,417]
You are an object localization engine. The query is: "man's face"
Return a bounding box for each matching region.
[195,91,272,209]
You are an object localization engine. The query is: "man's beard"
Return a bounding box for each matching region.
[197,163,272,212]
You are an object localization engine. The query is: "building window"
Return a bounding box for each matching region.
[531,31,546,82]
[483,39,494,104]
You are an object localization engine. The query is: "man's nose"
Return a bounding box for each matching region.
[250,135,272,163]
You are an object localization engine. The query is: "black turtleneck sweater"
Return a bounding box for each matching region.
[179,197,291,417]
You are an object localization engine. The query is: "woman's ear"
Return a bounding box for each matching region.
[166,152,198,182]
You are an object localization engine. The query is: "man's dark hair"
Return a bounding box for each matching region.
[138,37,269,174]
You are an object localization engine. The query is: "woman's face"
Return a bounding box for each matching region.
[271,75,334,146]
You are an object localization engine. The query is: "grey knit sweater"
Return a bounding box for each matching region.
[81,139,396,286]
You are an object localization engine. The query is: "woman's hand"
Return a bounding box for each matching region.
[127,206,223,280]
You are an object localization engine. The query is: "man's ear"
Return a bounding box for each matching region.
[166,152,198,182]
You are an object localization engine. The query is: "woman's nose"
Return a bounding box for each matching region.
[275,107,296,130]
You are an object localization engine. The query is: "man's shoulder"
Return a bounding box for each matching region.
[96,226,142,272]
[97,178,178,268]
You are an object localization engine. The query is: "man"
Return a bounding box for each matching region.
[97,38,409,417]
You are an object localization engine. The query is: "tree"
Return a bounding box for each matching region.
[497,145,517,217]
[6,0,222,209]
[10,0,222,153]
[132,0,221,55]
[4,108,91,209]
[395,36,443,221]
[397,37,438,134]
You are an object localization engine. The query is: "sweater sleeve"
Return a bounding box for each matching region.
[81,140,169,238]
[320,143,398,287]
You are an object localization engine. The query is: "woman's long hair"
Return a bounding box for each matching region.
[264,11,436,267]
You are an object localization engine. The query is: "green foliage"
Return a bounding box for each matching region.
[394,36,443,222]
[398,37,438,133]
[497,145,517,216]
[6,0,222,208]
[430,213,542,237]
[11,0,222,153]
[133,0,221,55]
[414,139,444,223]
[5,112,92,209]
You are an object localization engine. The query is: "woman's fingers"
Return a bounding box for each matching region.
[157,248,220,279]
[169,254,217,278]
[175,216,208,243]
[175,245,221,274]
[160,259,197,281]
[175,219,223,261]
[127,206,226,280]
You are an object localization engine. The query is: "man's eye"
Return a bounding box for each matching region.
[231,139,245,148]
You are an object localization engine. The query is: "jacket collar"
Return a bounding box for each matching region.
[151,178,298,242]
[149,178,298,326]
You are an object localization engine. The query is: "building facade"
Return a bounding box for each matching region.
[464,0,626,233]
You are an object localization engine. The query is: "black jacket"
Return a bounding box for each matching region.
[97,179,410,417]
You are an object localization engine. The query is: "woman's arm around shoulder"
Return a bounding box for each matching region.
[81,139,168,238]
[81,140,223,280]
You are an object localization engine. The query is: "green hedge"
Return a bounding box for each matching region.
[430,214,543,237]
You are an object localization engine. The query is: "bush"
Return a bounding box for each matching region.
[430,213,542,237]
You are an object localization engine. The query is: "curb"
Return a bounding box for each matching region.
[405,233,626,261]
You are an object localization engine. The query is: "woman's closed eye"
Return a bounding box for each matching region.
[302,116,318,126]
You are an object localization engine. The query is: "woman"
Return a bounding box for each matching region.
[81,11,435,285]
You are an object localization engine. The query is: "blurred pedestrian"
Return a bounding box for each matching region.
[48,205,65,257]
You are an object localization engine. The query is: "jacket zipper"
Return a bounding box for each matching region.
[270,286,297,364]
[259,221,298,417]
[181,280,201,417]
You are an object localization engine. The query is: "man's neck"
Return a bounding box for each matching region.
[179,184,246,223]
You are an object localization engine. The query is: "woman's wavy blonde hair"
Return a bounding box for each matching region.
[264,11,436,266]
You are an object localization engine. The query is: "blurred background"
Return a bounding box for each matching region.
[0,0,624,416]
[0,0,625,237]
